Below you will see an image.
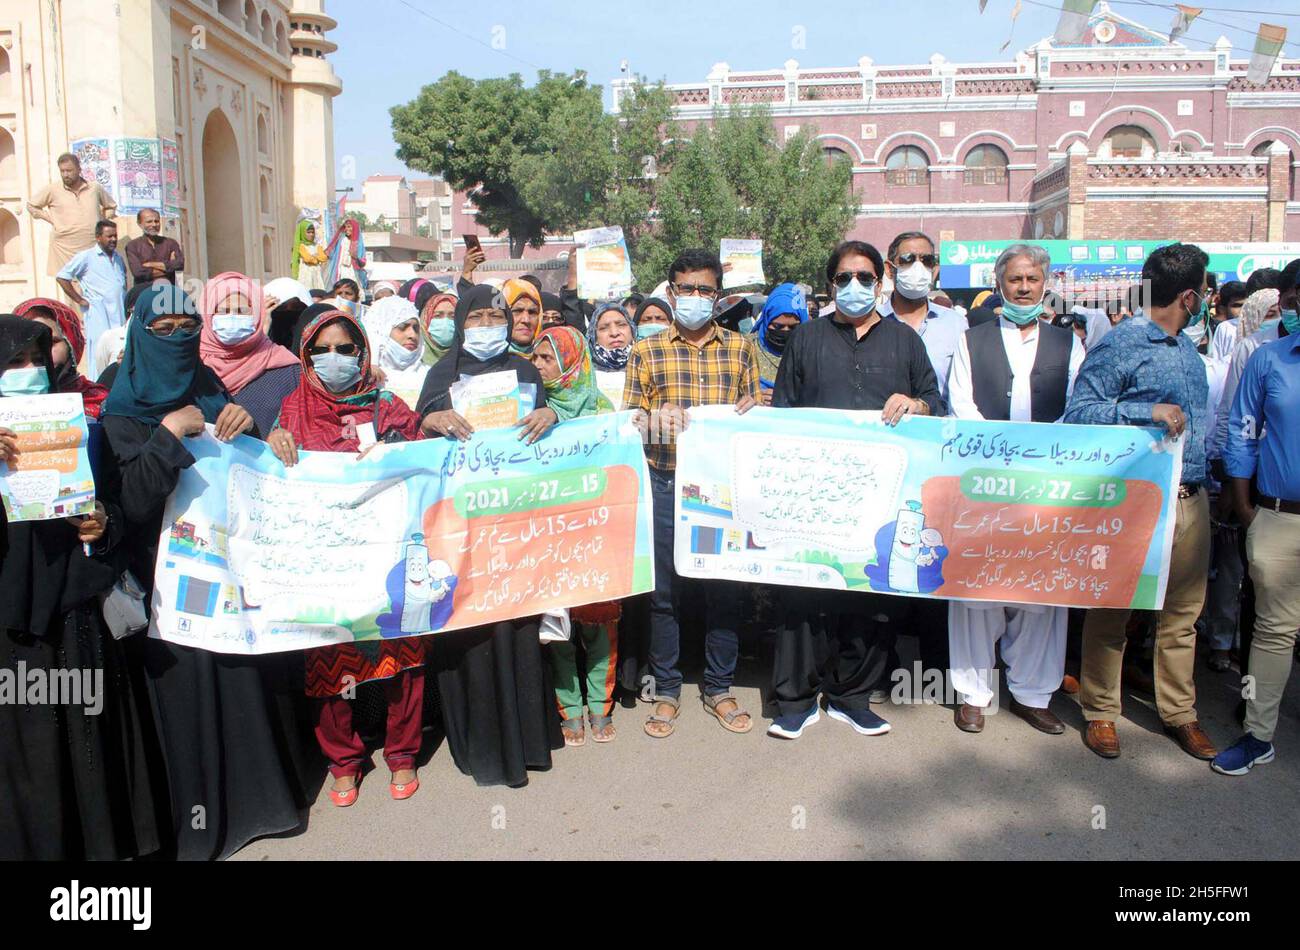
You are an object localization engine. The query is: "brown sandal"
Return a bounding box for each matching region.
[644,697,679,738]
[703,692,753,733]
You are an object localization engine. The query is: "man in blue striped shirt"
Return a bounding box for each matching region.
[1216,262,1300,775]
[1064,243,1217,762]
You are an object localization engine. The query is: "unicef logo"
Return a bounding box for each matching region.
[244,629,257,647]
[949,244,969,265]
[746,563,763,576]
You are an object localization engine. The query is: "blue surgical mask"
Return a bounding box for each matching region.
[428,317,455,347]
[211,313,257,346]
[835,278,878,319]
[738,316,755,335]
[0,366,51,397]
[1281,308,1300,335]
[672,295,714,330]
[637,323,668,340]
[310,352,362,392]
[1186,291,1208,328]
[463,325,509,361]
[1001,296,1045,326]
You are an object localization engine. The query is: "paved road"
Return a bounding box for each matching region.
[233,646,1300,861]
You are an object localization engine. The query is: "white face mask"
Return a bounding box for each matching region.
[212,313,257,346]
[384,335,422,370]
[893,262,933,301]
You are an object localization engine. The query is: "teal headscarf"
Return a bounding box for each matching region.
[101,283,230,425]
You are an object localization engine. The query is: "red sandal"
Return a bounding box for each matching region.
[390,774,419,801]
[328,776,360,808]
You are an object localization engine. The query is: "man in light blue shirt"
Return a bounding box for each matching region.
[56,219,127,362]
[878,231,967,417]
[1215,261,1300,775]
[1064,242,1218,762]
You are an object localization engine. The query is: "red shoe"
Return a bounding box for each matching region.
[390,774,419,801]
[328,777,360,808]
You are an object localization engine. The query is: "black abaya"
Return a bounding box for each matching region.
[102,414,306,860]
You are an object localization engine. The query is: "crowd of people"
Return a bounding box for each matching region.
[3,158,1298,861]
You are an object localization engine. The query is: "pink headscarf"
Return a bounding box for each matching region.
[199,272,299,395]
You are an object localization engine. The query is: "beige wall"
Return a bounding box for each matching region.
[0,0,339,310]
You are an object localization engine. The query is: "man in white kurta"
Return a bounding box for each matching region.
[945,247,1085,734]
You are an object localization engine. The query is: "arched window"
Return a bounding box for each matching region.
[1252,140,1279,158]
[262,233,273,275]
[963,144,1009,185]
[1101,124,1156,159]
[261,11,274,46]
[259,174,271,214]
[217,0,240,23]
[0,46,11,98]
[0,208,20,270]
[822,145,852,168]
[276,22,288,56]
[256,114,269,154]
[0,128,16,187]
[243,1,257,37]
[885,145,929,186]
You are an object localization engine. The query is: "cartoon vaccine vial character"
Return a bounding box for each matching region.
[888,501,925,593]
[400,535,435,634]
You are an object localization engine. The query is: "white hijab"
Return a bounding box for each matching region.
[362,295,425,372]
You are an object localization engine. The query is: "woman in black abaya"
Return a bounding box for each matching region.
[99,284,307,859]
[415,284,561,786]
[0,315,162,860]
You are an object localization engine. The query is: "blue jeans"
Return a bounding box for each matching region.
[647,466,740,700]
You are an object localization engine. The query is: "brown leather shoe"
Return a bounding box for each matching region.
[1083,720,1121,758]
[1010,699,1065,734]
[1060,674,1080,695]
[1165,721,1217,760]
[954,703,985,733]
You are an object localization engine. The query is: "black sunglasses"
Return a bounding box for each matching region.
[894,253,938,268]
[307,343,360,357]
[832,271,878,289]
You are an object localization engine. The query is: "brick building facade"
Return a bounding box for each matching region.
[445,2,1298,265]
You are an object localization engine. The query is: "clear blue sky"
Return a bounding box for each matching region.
[328,0,1292,187]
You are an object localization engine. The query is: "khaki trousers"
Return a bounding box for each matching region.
[1081,491,1210,727]
[1243,507,1300,743]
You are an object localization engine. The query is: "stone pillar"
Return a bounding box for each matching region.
[1266,140,1288,242]
[1066,141,1088,239]
[288,1,341,226]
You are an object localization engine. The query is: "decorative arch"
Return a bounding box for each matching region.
[275,21,288,56]
[1051,129,1089,151]
[812,133,866,164]
[871,130,940,166]
[951,129,1023,164]
[243,1,257,37]
[256,113,269,154]
[1084,105,1173,151]
[0,207,21,270]
[201,108,246,275]
[1242,126,1300,156]
[0,127,16,187]
[0,45,11,98]
[259,173,271,214]
[260,11,274,46]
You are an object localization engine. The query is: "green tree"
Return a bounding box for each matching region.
[391,70,604,257]
[632,106,857,291]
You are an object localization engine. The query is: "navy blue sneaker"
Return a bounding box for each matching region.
[826,703,891,736]
[1210,734,1275,776]
[767,704,820,739]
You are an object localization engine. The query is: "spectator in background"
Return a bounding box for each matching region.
[292,221,328,291]
[26,152,117,276]
[56,219,127,361]
[124,208,184,286]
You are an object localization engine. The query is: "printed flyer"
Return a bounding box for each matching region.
[0,393,96,522]
[573,226,633,300]
[720,239,766,290]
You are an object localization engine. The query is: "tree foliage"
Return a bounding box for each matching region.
[391,74,857,286]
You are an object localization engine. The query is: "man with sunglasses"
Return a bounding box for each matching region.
[1065,243,1217,762]
[878,232,967,417]
[947,243,1086,737]
[765,241,940,740]
[623,249,761,739]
